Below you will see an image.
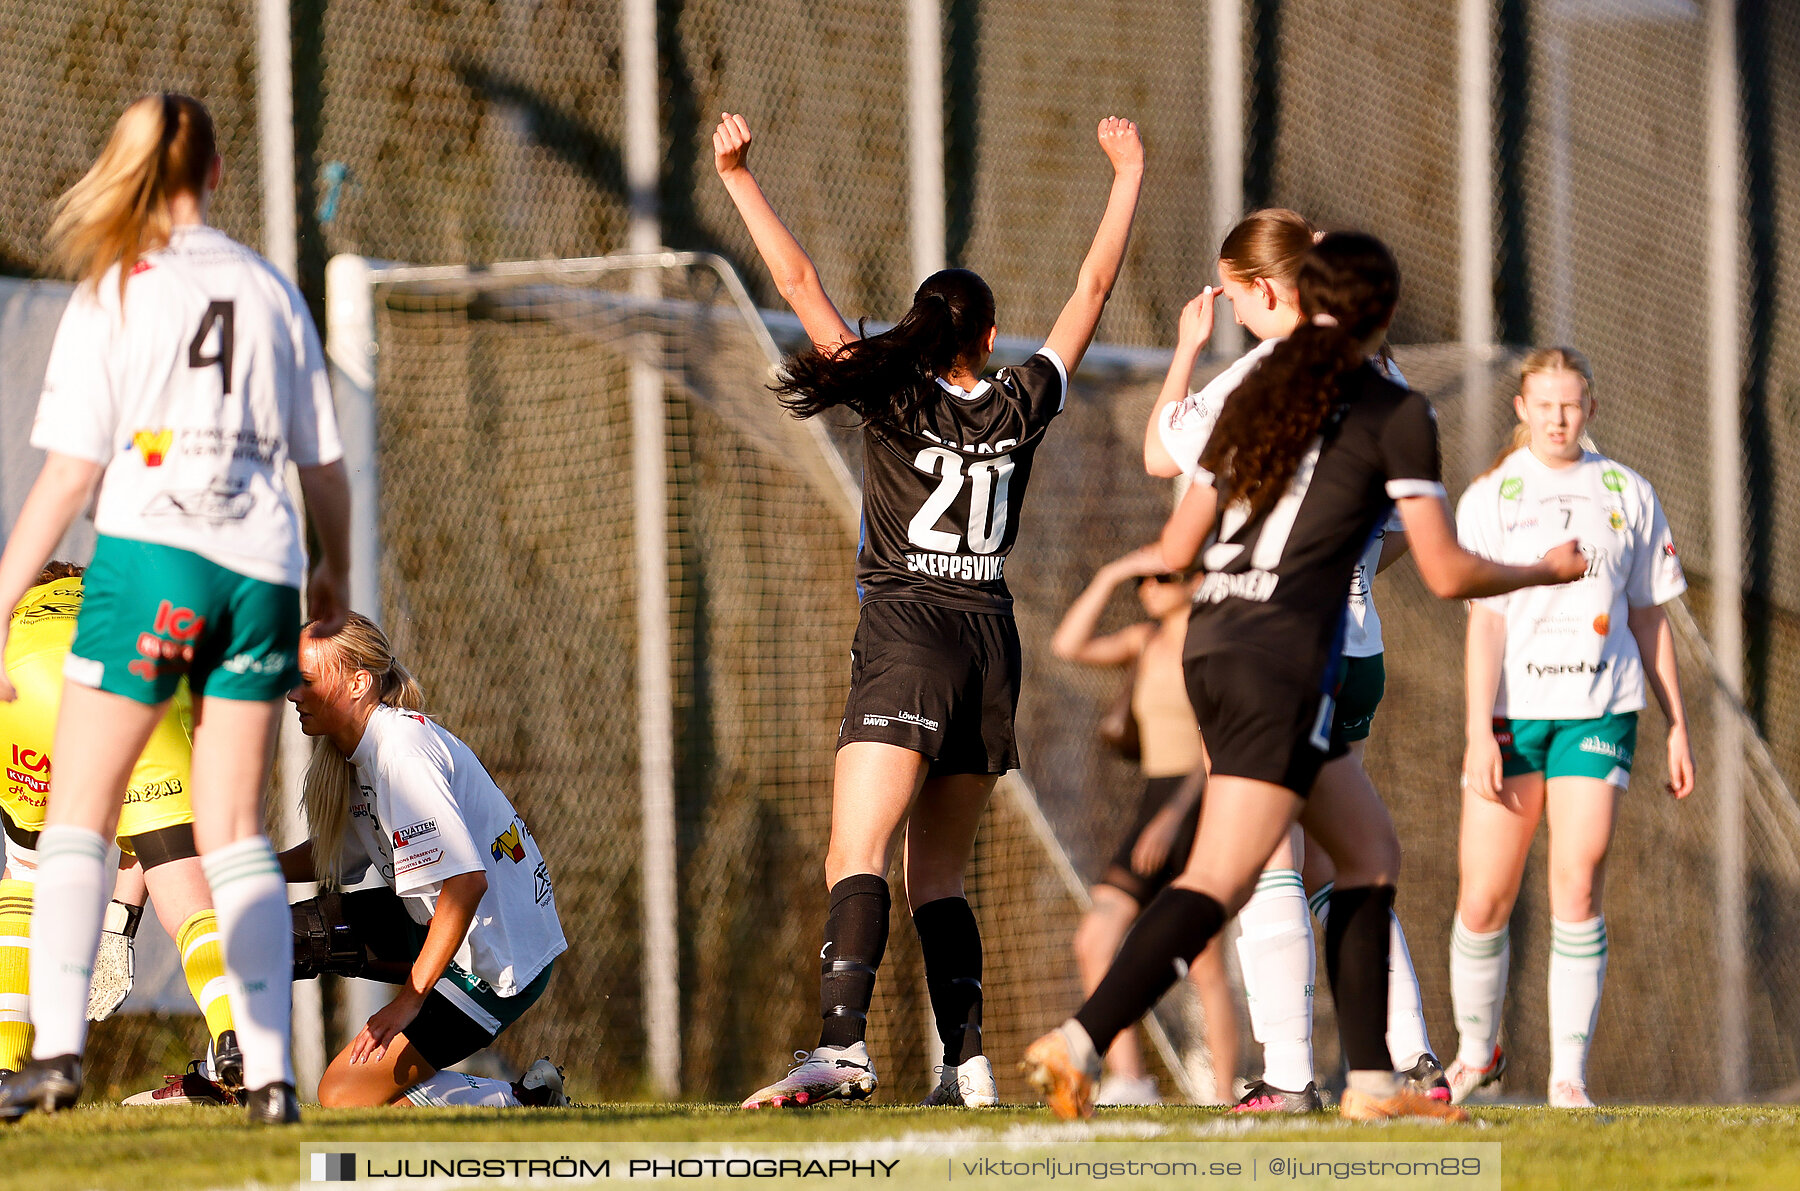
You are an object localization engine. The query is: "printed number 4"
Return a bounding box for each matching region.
[907,446,1014,555]
[188,300,235,394]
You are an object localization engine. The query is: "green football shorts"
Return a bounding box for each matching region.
[67,535,302,705]
[1333,653,1387,743]
[1494,712,1638,786]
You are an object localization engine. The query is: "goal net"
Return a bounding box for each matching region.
[330,252,1214,1104]
[333,252,1800,1105]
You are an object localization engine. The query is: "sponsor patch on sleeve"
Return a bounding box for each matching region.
[394,848,444,877]
[392,819,439,849]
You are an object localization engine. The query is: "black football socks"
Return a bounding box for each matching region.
[914,896,984,1064]
[1073,887,1227,1054]
[818,874,891,1051]
[1325,884,1397,1074]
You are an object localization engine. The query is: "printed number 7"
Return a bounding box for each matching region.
[1562,508,1572,531]
[188,300,235,395]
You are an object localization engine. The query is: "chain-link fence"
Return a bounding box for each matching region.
[5,0,1800,1105]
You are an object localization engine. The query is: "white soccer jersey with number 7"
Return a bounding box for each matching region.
[30,225,342,588]
[1457,447,1686,720]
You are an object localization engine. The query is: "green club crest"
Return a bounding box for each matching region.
[1499,477,1523,501]
[1602,469,1625,492]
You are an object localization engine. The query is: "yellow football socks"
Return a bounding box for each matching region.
[0,877,33,1070]
[175,909,236,1041]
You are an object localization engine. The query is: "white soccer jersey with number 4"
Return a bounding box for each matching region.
[1457,448,1686,720]
[31,226,342,588]
[343,704,567,997]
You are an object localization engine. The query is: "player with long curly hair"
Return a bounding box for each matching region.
[1025,232,1585,1122]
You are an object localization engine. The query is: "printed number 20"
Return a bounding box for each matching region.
[188,300,235,394]
[907,447,1015,555]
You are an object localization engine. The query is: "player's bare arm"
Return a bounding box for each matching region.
[0,453,102,701]
[1627,603,1695,798]
[1396,494,1585,599]
[1042,117,1143,375]
[712,112,854,353]
[1144,288,1218,477]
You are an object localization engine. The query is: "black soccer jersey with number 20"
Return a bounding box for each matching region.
[1184,363,1444,682]
[856,350,1068,613]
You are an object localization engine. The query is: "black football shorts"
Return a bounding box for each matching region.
[1184,650,1347,795]
[837,599,1022,777]
[1097,773,1203,904]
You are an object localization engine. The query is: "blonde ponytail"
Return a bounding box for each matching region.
[45,93,216,300]
[302,613,427,890]
[1476,346,1597,479]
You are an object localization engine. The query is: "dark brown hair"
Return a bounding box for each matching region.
[1200,232,1401,518]
[773,268,996,428]
[35,561,84,585]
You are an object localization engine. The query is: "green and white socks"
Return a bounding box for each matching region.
[1450,916,1509,1069]
[1549,916,1608,1085]
[1234,869,1314,1090]
[1451,913,1608,1083]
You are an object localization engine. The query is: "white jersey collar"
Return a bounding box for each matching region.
[349,704,389,770]
[935,375,991,402]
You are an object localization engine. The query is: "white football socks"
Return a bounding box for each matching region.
[1235,868,1314,1090]
[1310,880,1435,1070]
[1450,916,1510,1068]
[202,836,294,1090]
[27,826,107,1059]
[1548,916,1608,1085]
[404,1069,522,1107]
[1383,909,1432,1070]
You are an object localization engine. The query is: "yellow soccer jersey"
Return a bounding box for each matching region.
[1,577,195,845]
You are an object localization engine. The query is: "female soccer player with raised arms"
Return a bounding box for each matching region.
[0,94,350,1123]
[713,111,1142,1109]
[1447,348,1692,1108]
[1147,210,1447,1110]
[1025,232,1586,1122]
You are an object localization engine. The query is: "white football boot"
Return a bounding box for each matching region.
[1094,1073,1161,1106]
[1548,1078,1594,1108]
[513,1058,569,1107]
[920,1055,998,1107]
[1445,1046,1507,1105]
[741,1042,877,1109]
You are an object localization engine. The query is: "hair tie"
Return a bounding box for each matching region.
[1311,313,1339,328]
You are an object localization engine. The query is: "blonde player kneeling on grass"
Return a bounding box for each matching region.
[0,564,247,1105]
[278,615,568,1108]
[1449,348,1693,1108]
[0,93,351,1125]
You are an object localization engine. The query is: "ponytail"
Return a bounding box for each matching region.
[45,93,216,300]
[1476,424,1532,480]
[1200,232,1401,519]
[774,268,995,427]
[301,612,427,890]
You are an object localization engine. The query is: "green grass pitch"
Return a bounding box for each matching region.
[2,1104,1797,1190]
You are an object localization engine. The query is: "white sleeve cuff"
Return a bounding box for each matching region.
[27,435,111,467]
[1035,346,1069,410]
[1386,479,1446,500]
